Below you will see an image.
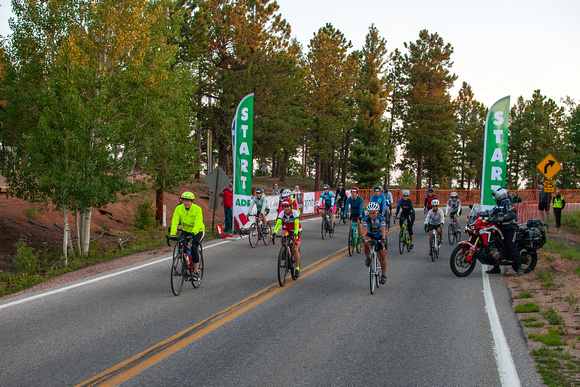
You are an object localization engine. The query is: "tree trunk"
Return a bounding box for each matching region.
[81,210,92,256]
[156,187,164,222]
[280,150,289,183]
[218,141,230,175]
[75,212,81,254]
[314,156,321,191]
[416,156,423,190]
[62,205,69,265]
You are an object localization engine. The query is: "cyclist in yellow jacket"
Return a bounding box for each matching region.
[171,191,205,281]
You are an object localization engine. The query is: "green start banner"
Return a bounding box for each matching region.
[232,93,254,228]
[481,96,510,210]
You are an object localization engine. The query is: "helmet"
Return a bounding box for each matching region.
[322,184,329,190]
[428,188,434,193]
[402,189,410,196]
[450,191,458,198]
[281,199,292,207]
[351,186,359,192]
[492,188,508,204]
[431,199,440,206]
[338,182,344,186]
[373,186,381,192]
[367,202,380,212]
[180,191,195,201]
[281,189,291,197]
[255,188,264,194]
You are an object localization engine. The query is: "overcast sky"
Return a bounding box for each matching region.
[2,0,579,109]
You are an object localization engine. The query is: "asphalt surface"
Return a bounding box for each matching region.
[0,209,543,386]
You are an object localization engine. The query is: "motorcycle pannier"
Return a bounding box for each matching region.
[524,227,545,250]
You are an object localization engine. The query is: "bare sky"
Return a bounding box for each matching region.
[2,0,579,109]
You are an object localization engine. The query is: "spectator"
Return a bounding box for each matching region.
[261,163,266,176]
[292,185,303,217]
[538,186,551,224]
[221,183,233,234]
[271,183,280,195]
[512,191,522,203]
[553,190,566,228]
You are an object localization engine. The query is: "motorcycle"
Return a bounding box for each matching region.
[450,204,546,277]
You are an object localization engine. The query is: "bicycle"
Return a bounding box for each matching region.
[248,213,272,248]
[273,234,298,287]
[447,213,461,245]
[384,208,391,233]
[348,218,362,256]
[361,239,382,294]
[320,208,334,239]
[396,217,411,254]
[336,201,347,224]
[427,225,442,262]
[166,234,204,296]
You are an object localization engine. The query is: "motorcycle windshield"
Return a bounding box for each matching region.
[467,204,482,224]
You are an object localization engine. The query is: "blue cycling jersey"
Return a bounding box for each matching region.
[344,196,364,217]
[362,214,386,239]
[370,194,387,213]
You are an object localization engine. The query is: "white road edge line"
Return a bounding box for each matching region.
[0,240,231,310]
[482,265,521,387]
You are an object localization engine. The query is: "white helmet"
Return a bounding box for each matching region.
[431,199,440,206]
[450,191,458,198]
[402,189,410,196]
[492,188,508,204]
[281,189,291,198]
[367,202,380,212]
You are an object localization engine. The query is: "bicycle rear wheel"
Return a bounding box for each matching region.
[262,222,272,245]
[398,229,404,255]
[386,214,391,233]
[370,251,376,294]
[192,244,204,288]
[348,227,354,256]
[448,223,455,245]
[249,223,259,248]
[171,244,185,296]
[328,217,334,238]
[277,247,288,287]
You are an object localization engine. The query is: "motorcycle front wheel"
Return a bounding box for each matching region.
[450,244,477,277]
[517,250,538,274]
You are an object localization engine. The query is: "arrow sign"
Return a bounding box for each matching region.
[536,154,562,180]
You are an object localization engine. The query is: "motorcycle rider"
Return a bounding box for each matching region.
[486,188,524,276]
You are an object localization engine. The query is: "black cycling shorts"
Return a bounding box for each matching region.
[350,214,362,222]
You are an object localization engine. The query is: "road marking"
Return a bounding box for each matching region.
[76,247,348,387]
[0,240,230,310]
[482,267,521,386]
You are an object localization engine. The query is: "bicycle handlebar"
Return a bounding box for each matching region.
[166,234,194,247]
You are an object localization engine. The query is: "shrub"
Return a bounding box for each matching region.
[134,199,157,230]
[515,302,540,313]
[541,307,566,326]
[11,238,40,274]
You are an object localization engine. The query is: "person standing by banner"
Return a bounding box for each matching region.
[221,183,233,234]
[553,190,566,228]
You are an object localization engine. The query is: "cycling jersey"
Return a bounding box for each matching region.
[344,196,365,217]
[396,198,415,216]
[370,193,387,213]
[274,209,301,234]
[362,214,386,239]
[424,195,436,210]
[318,191,335,209]
[170,203,205,236]
[335,188,347,204]
[424,208,445,227]
[445,198,461,216]
[384,191,393,207]
[249,195,270,214]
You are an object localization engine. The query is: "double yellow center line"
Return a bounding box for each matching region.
[77,247,348,386]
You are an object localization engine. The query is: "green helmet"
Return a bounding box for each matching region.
[180,191,195,201]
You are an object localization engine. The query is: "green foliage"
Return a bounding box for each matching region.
[515,302,540,313]
[536,269,556,289]
[24,204,45,222]
[395,169,416,188]
[529,331,568,346]
[541,307,566,325]
[11,239,40,274]
[542,238,580,261]
[517,292,534,299]
[134,199,157,230]
[561,211,580,234]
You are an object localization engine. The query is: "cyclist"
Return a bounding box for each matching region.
[424,199,444,256]
[318,184,335,231]
[344,186,365,237]
[247,187,270,232]
[445,191,462,233]
[395,189,415,250]
[273,199,302,278]
[278,188,299,214]
[170,191,205,281]
[370,186,387,216]
[361,202,388,284]
[335,182,347,215]
[383,187,394,220]
[486,188,523,276]
[424,188,437,214]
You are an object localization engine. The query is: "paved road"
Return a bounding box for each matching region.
[0,210,542,386]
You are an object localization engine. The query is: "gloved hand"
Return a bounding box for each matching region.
[381,238,387,245]
[424,224,429,233]
[489,217,501,223]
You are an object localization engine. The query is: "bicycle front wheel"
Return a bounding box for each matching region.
[355,229,361,254]
[170,244,185,296]
[249,223,259,248]
[398,229,404,255]
[370,252,376,294]
[192,245,204,289]
[277,248,288,287]
[448,223,455,245]
[262,222,272,245]
[430,237,436,262]
[321,217,326,240]
[348,227,354,256]
[328,218,334,238]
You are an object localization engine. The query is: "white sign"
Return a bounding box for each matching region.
[302,192,315,214]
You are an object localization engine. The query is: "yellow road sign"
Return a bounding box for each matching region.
[536,154,562,180]
[544,180,555,193]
